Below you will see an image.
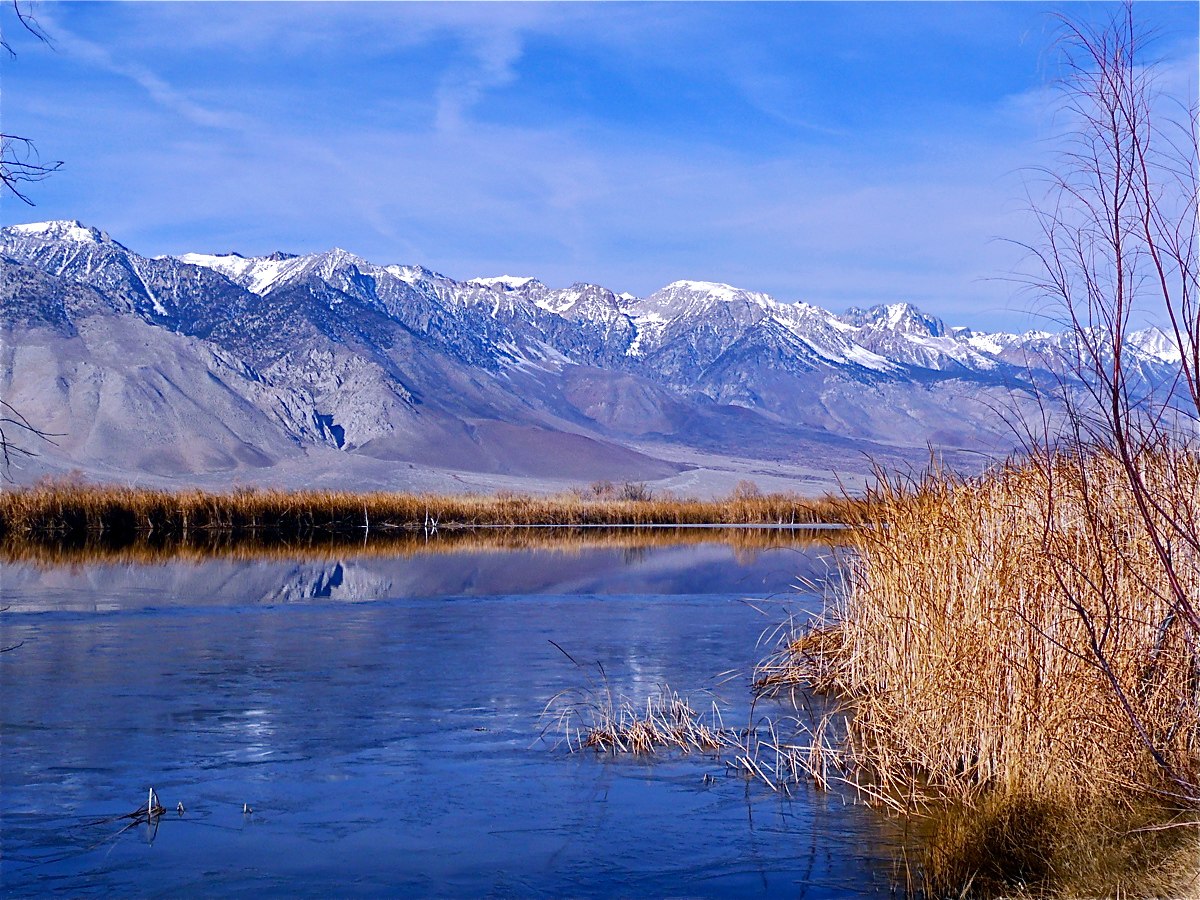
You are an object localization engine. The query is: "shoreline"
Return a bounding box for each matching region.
[0,480,874,544]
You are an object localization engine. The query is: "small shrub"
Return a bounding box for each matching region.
[589,480,615,500]
[729,479,763,501]
[618,481,652,501]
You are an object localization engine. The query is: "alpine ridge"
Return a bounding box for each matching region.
[0,221,1181,495]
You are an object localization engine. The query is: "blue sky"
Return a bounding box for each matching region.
[2,1,1196,330]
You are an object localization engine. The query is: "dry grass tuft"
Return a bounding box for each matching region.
[543,675,728,756]
[755,619,848,694]
[542,649,843,794]
[722,706,843,795]
[543,677,841,794]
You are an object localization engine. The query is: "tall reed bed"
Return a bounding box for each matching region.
[750,448,1200,894]
[762,449,1200,805]
[0,479,869,540]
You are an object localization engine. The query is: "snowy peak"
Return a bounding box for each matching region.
[5,220,119,247]
[466,275,549,308]
[1128,327,1185,364]
[178,251,249,272]
[841,302,946,338]
[179,247,383,296]
[655,279,774,306]
[386,263,446,286]
[538,282,625,317]
[635,280,776,322]
[665,280,766,302]
[177,251,299,295]
[834,303,1005,372]
[468,275,541,291]
[305,247,370,281]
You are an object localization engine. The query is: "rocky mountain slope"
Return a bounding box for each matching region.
[0,220,1181,493]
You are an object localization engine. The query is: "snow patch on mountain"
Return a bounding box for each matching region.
[1129,327,1185,364]
[9,220,110,244]
[178,251,300,295]
[386,264,441,286]
[966,333,1007,354]
[671,280,769,304]
[469,275,537,290]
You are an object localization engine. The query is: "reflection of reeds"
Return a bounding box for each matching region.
[915,793,1200,899]
[0,524,846,567]
[0,480,872,542]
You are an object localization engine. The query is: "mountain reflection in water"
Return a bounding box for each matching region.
[0,526,845,611]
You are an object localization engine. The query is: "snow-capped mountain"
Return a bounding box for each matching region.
[0,220,1183,490]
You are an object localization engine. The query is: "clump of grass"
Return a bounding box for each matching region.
[541,650,729,756]
[542,644,842,794]
[723,707,843,794]
[754,616,848,695]
[547,683,728,755]
[750,448,1200,894]
[544,676,841,794]
[541,643,731,755]
[765,449,1200,806]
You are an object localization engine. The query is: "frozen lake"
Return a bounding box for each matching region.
[0,531,906,896]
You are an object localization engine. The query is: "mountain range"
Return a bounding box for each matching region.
[0,220,1181,495]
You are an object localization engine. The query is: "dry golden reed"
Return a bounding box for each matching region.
[542,674,838,793]
[545,683,728,755]
[761,450,1200,806]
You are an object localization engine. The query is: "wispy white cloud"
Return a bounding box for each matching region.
[434,27,524,135]
[34,6,248,131]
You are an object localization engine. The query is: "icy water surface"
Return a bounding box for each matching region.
[1,531,905,897]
